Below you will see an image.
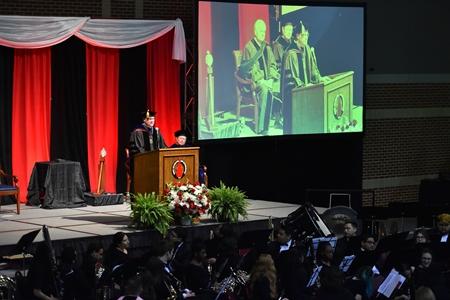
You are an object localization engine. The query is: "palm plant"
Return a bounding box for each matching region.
[209,181,248,223]
[130,192,173,236]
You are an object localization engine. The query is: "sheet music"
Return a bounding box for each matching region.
[441,234,448,243]
[339,255,355,273]
[307,236,337,257]
[377,268,406,298]
[306,266,323,288]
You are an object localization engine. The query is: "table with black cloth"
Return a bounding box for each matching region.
[27,160,86,208]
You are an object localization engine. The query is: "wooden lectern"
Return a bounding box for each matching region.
[291,71,354,134]
[133,147,200,195]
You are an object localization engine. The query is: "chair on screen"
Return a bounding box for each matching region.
[0,167,20,214]
[232,50,259,133]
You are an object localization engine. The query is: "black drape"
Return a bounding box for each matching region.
[50,37,89,190]
[116,45,147,192]
[0,46,14,204]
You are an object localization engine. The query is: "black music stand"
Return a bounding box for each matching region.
[10,229,41,275]
[12,229,41,255]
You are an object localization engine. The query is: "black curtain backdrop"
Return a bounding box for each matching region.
[50,37,89,190]
[117,45,147,192]
[0,46,14,204]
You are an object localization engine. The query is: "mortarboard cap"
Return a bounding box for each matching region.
[174,130,187,138]
[141,109,156,120]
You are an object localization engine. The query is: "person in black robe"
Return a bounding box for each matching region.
[170,129,190,148]
[128,110,166,155]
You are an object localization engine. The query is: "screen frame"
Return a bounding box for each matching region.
[194,0,366,143]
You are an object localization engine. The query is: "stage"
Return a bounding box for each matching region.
[0,199,309,259]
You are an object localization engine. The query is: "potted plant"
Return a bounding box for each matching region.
[129,192,173,236]
[165,182,210,225]
[209,181,248,223]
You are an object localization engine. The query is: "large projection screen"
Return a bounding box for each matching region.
[198,2,364,140]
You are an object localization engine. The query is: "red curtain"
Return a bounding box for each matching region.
[12,48,51,202]
[238,4,270,50]
[147,30,181,146]
[198,2,212,118]
[85,45,119,193]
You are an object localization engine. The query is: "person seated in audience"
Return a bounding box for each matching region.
[166,228,191,280]
[245,253,278,300]
[347,234,378,275]
[402,229,432,266]
[267,224,294,263]
[144,238,194,299]
[59,246,85,300]
[334,221,360,265]
[185,239,216,299]
[27,242,59,300]
[415,286,436,300]
[212,232,241,284]
[81,243,105,300]
[427,213,450,273]
[414,248,450,299]
[104,232,130,275]
[391,262,414,300]
[315,266,353,300]
[316,241,334,268]
[117,273,144,300]
[276,246,309,300]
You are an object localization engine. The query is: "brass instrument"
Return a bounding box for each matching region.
[212,268,249,295]
[0,275,15,300]
[164,266,185,300]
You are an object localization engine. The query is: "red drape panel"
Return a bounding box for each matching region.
[238,4,270,50]
[147,30,181,146]
[86,45,119,193]
[198,2,212,118]
[12,48,51,202]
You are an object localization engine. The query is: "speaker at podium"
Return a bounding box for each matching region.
[290,71,355,134]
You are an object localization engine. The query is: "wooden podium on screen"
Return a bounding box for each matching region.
[133,147,199,195]
[290,71,354,134]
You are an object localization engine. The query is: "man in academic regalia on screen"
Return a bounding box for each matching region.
[281,21,328,134]
[242,19,279,135]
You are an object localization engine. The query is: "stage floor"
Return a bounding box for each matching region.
[0,199,304,248]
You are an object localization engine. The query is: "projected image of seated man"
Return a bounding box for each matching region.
[241,19,280,135]
[281,21,328,134]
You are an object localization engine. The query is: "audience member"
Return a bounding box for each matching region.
[246,254,278,300]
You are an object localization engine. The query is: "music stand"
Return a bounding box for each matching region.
[11,229,41,275]
[12,229,41,255]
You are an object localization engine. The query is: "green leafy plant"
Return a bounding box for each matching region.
[130,192,173,236]
[209,181,248,223]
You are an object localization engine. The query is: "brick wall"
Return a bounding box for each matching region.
[0,0,102,17]
[363,82,450,206]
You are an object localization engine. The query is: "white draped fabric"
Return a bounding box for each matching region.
[0,15,186,62]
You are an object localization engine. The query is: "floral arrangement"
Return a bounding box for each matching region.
[165,182,210,219]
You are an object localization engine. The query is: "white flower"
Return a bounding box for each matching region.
[180,185,188,191]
